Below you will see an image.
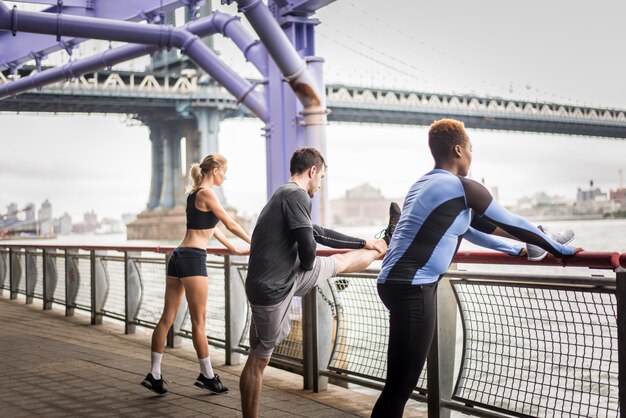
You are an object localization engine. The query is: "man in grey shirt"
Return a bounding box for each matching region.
[240,147,400,417]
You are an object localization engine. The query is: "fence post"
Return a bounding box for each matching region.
[225,255,246,365]
[65,249,80,317]
[616,267,626,416]
[314,280,334,392]
[25,249,37,304]
[24,248,30,303]
[124,251,141,334]
[302,288,318,391]
[428,273,458,418]
[9,247,20,300]
[427,302,441,418]
[90,250,108,325]
[0,248,6,295]
[43,248,56,310]
[224,255,236,364]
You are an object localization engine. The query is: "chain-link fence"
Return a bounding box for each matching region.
[451,279,618,417]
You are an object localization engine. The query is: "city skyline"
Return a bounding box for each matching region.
[1,0,626,220]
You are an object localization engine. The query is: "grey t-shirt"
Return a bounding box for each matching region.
[246,182,313,306]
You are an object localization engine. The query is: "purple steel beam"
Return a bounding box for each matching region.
[229,0,322,109]
[6,1,92,6]
[273,0,337,16]
[0,11,268,98]
[228,0,329,220]
[0,0,187,71]
[0,4,269,121]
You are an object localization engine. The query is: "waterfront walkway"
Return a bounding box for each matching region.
[0,295,426,417]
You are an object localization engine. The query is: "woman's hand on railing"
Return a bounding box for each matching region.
[233,247,250,256]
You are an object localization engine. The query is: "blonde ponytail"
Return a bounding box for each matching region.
[186,153,228,194]
[187,163,203,193]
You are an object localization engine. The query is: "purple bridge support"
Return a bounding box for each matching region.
[0,0,333,223]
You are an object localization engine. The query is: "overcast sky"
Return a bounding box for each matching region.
[1,0,626,221]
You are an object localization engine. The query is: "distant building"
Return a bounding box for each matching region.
[574,182,620,216]
[512,192,573,219]
[330,183,400,226]
[5,203,18,221]
[73,210,98,233]
[610,188,626,207]
[55,213,72,235]
[577,186,606,202]
[24,203,35,222]
[38,199,53,237]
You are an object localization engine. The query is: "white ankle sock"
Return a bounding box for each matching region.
[199,357,214,379]
[151,351,163,380]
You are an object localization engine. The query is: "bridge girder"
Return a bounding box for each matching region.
[2,68,625,139]
[0,0,190,72]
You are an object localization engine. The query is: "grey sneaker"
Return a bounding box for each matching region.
[527,226,575,261]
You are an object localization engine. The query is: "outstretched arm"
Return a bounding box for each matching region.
[463,227,524,256]
[198,188,251,244]
[461,177,577,258]
[213,227,249,255]
[481,200,577,257]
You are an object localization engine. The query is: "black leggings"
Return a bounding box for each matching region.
[371,282,438,418]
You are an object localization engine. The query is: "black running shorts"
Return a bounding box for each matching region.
[166,247,208,278]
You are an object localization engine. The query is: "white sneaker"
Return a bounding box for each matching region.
[527,226,575,261]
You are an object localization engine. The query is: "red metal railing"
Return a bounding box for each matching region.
[1,244,625,269]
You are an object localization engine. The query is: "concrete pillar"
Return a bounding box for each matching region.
[169,125,185,207]
[160,126,182,209]
[182,120,200,175]
[147,123,164,210]
[194,108,226,204]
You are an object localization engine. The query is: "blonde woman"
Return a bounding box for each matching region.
[141,153,251,396]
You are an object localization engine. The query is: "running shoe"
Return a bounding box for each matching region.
[527,226,575,261]
[194,373,228,394]
[141,373,168,396]
[376,202,401,245]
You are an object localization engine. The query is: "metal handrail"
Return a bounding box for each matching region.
[0,244,623,418]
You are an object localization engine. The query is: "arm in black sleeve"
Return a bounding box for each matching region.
[294,227,316,271]
[460,177,576,258]
[312,224,366,249]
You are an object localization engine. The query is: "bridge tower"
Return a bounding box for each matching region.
[127,1,234,240]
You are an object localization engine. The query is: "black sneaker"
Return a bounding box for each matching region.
[141,373,167,396]
[378,202,401,245]
[194,373,228,394]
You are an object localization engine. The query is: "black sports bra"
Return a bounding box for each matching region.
[186,188,219,230]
